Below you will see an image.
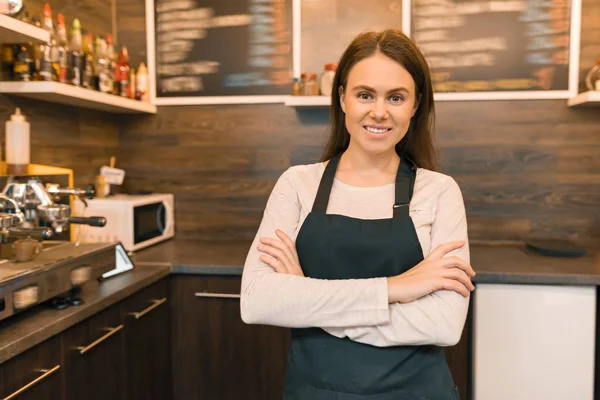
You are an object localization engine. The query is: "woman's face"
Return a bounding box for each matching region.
[340,52,419,157]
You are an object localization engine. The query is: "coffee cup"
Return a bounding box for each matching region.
[12,237,42,263]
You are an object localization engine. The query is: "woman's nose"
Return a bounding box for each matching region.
[369,99,388,120]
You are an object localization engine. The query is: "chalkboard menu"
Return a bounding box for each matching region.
[409,0,577,98]
[150,0,293,103]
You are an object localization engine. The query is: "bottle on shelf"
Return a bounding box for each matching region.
[115,45,130,97]
[5,107,31,175]
[13,44,33,81]
[38,3,57,81]
[291,77,301,96]
[585,59,600,91]
[81,31,96,89]
[106,33,117,94]
[320,63,337,96]
[56,12,70,84]
[95,35,113,94]
[1,44,16,81]
[136,62,149,102]
[129,67,136,99]
[69,18,83,86]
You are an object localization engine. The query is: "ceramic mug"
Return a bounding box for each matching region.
[12,237,42,262]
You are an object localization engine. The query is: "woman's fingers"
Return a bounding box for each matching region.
[275,230,300,264]
[440,278,470,298]
[259,234,305,277]
[440,256,475,277]
[444,268,475,291]
[258,242,293,272]
[259,254,288,274]
[426,241,465,261]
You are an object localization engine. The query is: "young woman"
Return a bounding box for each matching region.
[241,28,475,400]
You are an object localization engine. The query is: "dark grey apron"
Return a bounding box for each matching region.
[284,153,459,400]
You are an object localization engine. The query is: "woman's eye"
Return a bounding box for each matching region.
[358,92,372,100]
[390,95,404,102]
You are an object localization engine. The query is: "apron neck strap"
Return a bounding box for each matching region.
[393,158,416,218]
[312,153,416,218]
[311,154,340,213]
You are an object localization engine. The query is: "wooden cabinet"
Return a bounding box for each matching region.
[121,279,171,400]
[0,335,63,400]
[0,274,293,400]
[171,275,290,400]
[62,305,126,400]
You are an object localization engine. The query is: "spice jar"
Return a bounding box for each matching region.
[302,73,319,96]
[292,77,302,95]
[320,63,337,96]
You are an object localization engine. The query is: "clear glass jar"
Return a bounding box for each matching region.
[302,73,319,96]
[292,77,302,95]
[585,58,600,91]
[320,63,337,96]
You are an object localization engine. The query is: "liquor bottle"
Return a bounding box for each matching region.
[38,3,57,81]
[115,46,130,97]
[69,18,83,86]
[95,36,113,93]
[106,33,116,94]
[56,12,70,83]
[81,31,96,89]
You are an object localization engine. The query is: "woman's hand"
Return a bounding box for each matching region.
[387,240,475,303]
[257,229,305,277]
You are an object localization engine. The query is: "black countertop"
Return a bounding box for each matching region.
[3,238,599,364]
[134,238,600,286]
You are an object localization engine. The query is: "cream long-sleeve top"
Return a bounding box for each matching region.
[240,161,470,347]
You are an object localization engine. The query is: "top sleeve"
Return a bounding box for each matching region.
[240,167,391,328]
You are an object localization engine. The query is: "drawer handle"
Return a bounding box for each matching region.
[194,292,241,299]
[3,365,61,400]
[77,324,124,355]
[130,297,167,319]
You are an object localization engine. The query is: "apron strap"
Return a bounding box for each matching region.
[393,158,416,219]
[312,154,341,213]
[312,153,416,218]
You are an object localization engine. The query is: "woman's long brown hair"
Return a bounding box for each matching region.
[321,29,438,171]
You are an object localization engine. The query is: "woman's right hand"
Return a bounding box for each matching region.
[387,240,475,303]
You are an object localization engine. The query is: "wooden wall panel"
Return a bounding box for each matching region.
[117,0,600,246]
[0,95,119,187]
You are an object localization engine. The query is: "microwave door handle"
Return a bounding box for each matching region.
[157,201,171,234]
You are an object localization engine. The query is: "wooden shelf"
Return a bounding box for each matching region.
[0,13,50,44]
[0,81,157,114]
[567,91,600,107]
[284,96,331,107]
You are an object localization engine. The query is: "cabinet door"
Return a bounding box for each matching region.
[0,335,63,400]
[171,275,290,400]
[62,305,125,400]
[121,278,171,400]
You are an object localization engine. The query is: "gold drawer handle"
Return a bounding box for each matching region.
[194,292,241,299]
[130,297,167,319]
[77,324,124,355]
[3,365,60,400]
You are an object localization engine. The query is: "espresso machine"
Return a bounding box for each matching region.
[0,163,117,322]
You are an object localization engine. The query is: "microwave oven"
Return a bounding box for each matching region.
[72,193,175,252]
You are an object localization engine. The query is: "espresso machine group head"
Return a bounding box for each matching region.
[2,176,106,234]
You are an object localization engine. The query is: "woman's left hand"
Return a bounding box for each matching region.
[258,229,304,277]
